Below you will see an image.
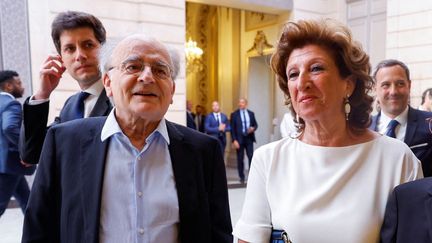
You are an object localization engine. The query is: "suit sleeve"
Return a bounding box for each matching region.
[2,100,21,148]
[230,113,238,142]
[250,111,258,131]
[22,127,60,243]
[20,97,58,164]
[380,188,398,243]
[209,138,233,242]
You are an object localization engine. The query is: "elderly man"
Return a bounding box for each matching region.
[370,59,432,177]
[22,35,232,243]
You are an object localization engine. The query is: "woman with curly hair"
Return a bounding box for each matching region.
[233,19,422,243]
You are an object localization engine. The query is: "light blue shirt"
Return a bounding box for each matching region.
[99,109,179,243]
[240,109,250,133]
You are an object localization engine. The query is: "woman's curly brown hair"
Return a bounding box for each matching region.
[270,18,374,132]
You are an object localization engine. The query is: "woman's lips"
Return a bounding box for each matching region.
[298,95,316,103]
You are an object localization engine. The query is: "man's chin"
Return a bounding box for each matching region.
[384,107,406,117]
[74,74,101,86]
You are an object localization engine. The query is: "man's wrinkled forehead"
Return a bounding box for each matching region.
[112,37,172,66]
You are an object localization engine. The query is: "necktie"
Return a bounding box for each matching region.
[72,92,90,120]
[242,110,247,135]
[385,119,399,138]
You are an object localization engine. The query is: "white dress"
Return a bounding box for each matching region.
[233,136,423,243]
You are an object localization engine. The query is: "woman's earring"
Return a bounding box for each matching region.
[344,95,351,121]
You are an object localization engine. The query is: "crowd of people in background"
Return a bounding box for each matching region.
[1,8,432,243]
[187,98,258,183]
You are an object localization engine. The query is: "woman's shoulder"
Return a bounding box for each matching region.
[254,137,296,155]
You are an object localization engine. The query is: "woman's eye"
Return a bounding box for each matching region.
[288,72,299,80]
[311,65,324,72]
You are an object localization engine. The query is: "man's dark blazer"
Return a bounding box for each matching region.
[370,107,432,176]
[22,117,232,243]
[195,114,206,133]
[186,111,196,130]
[380,177,432,243]
[204,112,230,149]
[19,89,112,164]
[230,109,258,144]
[0,94,35,175]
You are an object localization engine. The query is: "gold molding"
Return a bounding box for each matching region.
[247,30,274,56]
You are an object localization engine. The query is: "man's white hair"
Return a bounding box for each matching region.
[98,34,180,80]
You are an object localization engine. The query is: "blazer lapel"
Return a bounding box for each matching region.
[166,121,198,241]
[425,184,432,239]
[79,121,109,243]
[90,89,112,117]
[59,93,80,122]
[404,107,418,145]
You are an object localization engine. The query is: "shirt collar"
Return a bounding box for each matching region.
[83,80,104,96]
[101,108,170,145]
[380,106,409,127]
[0,92,15,99]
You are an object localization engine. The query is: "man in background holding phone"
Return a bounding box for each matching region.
[20,11,112,164]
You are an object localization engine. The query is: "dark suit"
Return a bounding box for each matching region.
[22,117,232,243]
[380,177,432,243]
[204,112,230,155]
[370,107,432,176]
[0,94,35,216]
[230,109,258,181]
[186,111,196,130]
[20,89,112,164]
[195,114,206,133]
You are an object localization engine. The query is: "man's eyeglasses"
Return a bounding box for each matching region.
[110,60,173,80]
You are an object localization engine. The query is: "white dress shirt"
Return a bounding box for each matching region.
[99,109,179,243]
[213,112,221,123]
[377,106,409,141]
[0,91,15,100]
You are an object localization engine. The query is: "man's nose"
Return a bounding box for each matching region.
[388,84,398,94]
[75,47,87,62]
[137,66,155,83]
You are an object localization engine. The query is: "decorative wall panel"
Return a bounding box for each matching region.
[0,0,32,100]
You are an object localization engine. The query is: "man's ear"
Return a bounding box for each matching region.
[2,82,12,93]
[103,73,113,97]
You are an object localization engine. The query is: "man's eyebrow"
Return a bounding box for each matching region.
[121,55,142,64]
